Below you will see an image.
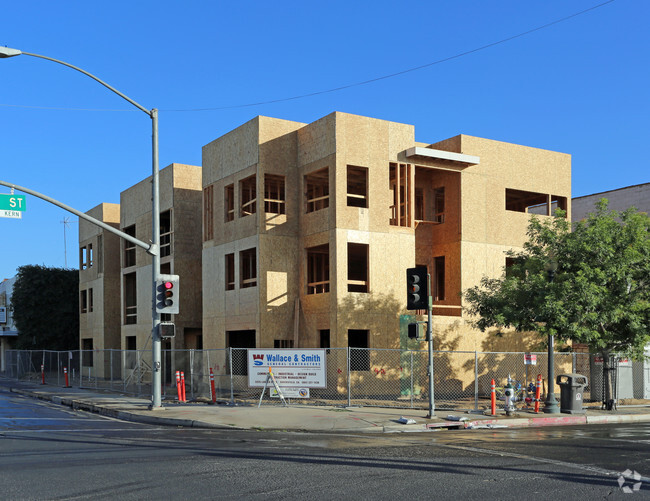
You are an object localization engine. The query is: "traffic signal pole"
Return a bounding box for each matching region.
[406,266,435,418]
[426,273,435,418]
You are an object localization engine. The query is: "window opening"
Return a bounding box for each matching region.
[82,338,93,367]
[348,329,370,371]
[389,163,411,226]
[225,184,235,222]
[434,187,445,223]
[347,165,368,208]
[264,174,286,214]
[225,253,235,291]
[124,272,137,325]
[203,185,214,241]
[123,225,136,268]
[505,188,566,217]
[320,329,330,349]
[274,339,294,348]
[240,176,257,217]
[80,290,88,314]
[79,244,93,270]
[227,330,256,376]
[160,210,172,258]
[347,243,369,293]
[305,168,329,213]
[240,248,257,288]
[415,188,424,221]
[307,244,330,294]
[434,256,445,301]
[551,195,568,214]
[126,336,137,351]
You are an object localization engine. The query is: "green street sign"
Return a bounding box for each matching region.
[0,194,26,211]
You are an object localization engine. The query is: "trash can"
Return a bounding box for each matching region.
[556,373,588,414]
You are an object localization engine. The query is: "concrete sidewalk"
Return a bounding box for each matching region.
[4,377,650,433]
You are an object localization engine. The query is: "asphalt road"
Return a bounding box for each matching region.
[1,387,648,500]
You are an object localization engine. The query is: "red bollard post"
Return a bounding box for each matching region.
[175,371,182,402]
[64,367,70,388]
[534,374,542,413]
[41,364,45,385]
[209,368,216,404]
[490,378,496,416]
[181,371,186,403]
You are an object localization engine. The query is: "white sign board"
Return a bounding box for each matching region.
[524,353,537,365]
[248,349,326,388]
[0,307,6,324]
[1,210,22,219]
[271,387,310,398]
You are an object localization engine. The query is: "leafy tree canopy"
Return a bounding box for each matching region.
[11,265,79,350]
[464,200,650,359]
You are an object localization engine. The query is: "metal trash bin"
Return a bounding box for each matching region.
[556,373,588,414]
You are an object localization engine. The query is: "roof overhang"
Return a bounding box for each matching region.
[405,146,480,166]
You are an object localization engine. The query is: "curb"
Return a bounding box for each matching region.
[9,386,650,432]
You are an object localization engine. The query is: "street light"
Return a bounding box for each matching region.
[543,257,560,414]
[1,46,164,409]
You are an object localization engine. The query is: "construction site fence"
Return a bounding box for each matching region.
[4,348,648,411]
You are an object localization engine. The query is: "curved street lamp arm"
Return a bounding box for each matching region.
[13,49,152,117]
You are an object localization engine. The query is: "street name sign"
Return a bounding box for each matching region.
[1,210,22,219]
[0,194,26,218]
[0,194,26,211]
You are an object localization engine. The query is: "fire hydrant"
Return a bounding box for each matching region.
[503,379,516,416]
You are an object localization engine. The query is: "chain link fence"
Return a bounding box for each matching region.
[4,348,648,410]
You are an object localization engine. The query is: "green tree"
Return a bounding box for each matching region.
[11,264,79,350]
[464,200,650,405]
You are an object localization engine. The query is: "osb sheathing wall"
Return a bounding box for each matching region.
[202,117,305,349]
[201,112,571,358]
[432,134,571,352]
[329,113,416,350]
[79,203,121,361]
[119,163,202,350]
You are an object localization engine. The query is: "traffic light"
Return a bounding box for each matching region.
[159,322,175,338]
[156,274,179,314]
[406,266,428,310]
[408,323,419,339]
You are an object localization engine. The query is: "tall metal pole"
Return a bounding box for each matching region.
[151,109,162,408]
[543,265,560,414]
[426,274,435,418]
[0,47,163,408]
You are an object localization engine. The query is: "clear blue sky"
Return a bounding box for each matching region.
[1,0,647,280]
